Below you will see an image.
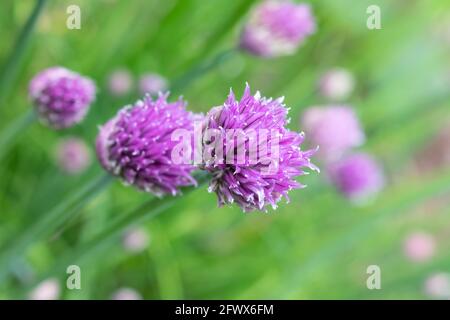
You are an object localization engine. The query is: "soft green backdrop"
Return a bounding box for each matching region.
[0,0,449,299]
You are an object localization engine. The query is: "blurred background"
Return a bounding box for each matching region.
[0,0,450,299]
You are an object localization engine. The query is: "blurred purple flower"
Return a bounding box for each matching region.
[111,288,142,300]
[55,137,91,175]
[403,232,436,263]
[138,73,168,96]
[301,106,365,161]
[29,66,96,129]
[107,69,133,96]
[96,93,197,196]
[201,84,318,212]
[328,153,384,203]
[424,273,450,299]
[240,1,316,57]
[318,68,355,101]
[28,278,60,300]
[122,227,150,253]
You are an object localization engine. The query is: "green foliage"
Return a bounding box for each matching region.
[0,0,449,299]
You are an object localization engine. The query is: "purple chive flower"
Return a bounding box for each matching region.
[318,68,355,101]
[328,153,385,203]
[301,106,365,161]
[201,84,318,212]
[240,1,316,57]
[29,67,96,129]
[96,93,197,196]
[138,73,168,96]
[55,137,91,175]
[107,69,133,96]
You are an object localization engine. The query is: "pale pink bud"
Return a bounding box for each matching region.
[424,273,450,299]
[403,232,436,262]
[111,287,142,300]
[318,68,355,101]
[107,69,133,96]
[55,137,91,175]
[28,278,60,300]
[122,228,150,253]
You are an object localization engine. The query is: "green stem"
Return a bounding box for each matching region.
[0,0,47,108]
[0,173,112,282]
[27,172,210,290]
[0,110,36,161]
[170,48,237,93]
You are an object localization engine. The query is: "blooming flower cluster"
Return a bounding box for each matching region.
[15,0,450,302]
[200,84,318,212]
[301,106,365,161]
[28,3,320,213]
[96,93,197,196]
[240,1,316,57]
[301,94,384,203]
[95,84,318,212]
[29,67,96,129]
[328,153,384,203]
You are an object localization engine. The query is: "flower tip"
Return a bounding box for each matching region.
[311,163,320,173]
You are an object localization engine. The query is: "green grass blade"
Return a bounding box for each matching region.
[0,110,35,161]
[26,172,210,293]
[0,173,112,282]
[0,0,47,108]
[171,48,237,94]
